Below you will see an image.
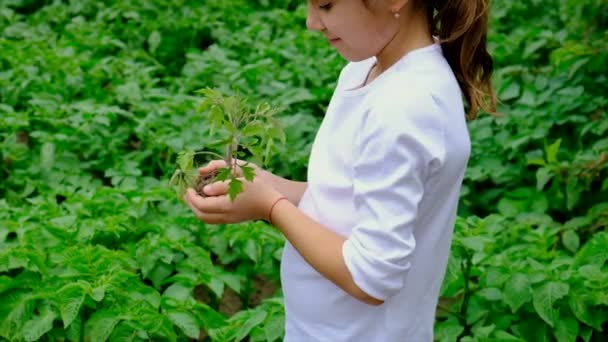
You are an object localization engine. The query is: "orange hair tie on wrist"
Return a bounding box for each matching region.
[268,197,288,226]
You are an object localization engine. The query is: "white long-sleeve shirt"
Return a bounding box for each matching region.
[280,43,470,341]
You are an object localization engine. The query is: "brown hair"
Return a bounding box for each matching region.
[424,0,497,119]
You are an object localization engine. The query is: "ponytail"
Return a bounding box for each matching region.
[425,0,497,119]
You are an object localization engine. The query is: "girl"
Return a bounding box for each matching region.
[184,0,495,340]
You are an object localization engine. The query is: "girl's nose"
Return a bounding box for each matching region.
[306,4,325,32]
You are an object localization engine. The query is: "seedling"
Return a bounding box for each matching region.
[170,88,285,201]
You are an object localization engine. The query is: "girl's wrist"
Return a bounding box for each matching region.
[267,196,288,226]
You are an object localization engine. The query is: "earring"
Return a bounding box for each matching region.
[393,12,400,18]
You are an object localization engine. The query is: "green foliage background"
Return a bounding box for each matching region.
[0,0,606,341]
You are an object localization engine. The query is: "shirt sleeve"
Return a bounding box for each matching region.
[342,92,446,301]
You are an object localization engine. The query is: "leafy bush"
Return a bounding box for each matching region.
[0,0,606,341]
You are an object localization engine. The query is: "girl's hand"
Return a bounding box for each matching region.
[198,159,260,179]
[183,176,283,225]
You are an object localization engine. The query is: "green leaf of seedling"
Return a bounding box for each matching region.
[216,167,231,181]
[177,151,195,172]
[228,179,243,202]
[241,165,255,182]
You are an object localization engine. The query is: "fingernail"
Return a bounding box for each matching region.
[203,185,211,193]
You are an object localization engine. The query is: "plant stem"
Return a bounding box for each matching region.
[191,151,226,161]
[458,254,473,340]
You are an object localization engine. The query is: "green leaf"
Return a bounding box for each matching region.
[504,273,532,312]
[85,311,120,342]
[434,316,464,342]
[574,232,608,267]
[546,139,561,164]
[536,167,553,190]
[554,310,578,342]
[235,309,267,341]
[499,81,521,101]
[148,31,161,53]
[241,165,256,182]
[22,305,57,342]
[0,276,14,295]
[568,294,603,330]
[527,158,546,166]
[497,197,522,217]
[216,167,232,181]
[40,142,55,169]
[263,313,284,342]
[244,239,260,262]
[565,178,581,210]
[66,314,82,342]
[163,283,193,303]
[460,236,486,252]
[512,317,550,342]
[57,283,86,328]
[478,287,503,301]
[167,311,199,339]
[579,325,593,342]
[208,277,225,298]
[228,179,243,202]
[532,281,569,327]
[1,292,35,338]
[108,322,137,342]
[561,230,579,253]
[493,330,525,341]
[91,286,106,302]
[177,151,195,172]
[50,215,77,228]
[578,264,607,283]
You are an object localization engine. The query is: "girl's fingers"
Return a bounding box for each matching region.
[199,160,227,174]
[184,197,229,224]
[185,188,230,213]
[202,181,230,196]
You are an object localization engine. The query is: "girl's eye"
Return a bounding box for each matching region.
[319,2,332,11]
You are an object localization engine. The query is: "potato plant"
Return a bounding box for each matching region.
[0,0,606,341]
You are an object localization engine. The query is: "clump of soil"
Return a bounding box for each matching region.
[195,170,219,197]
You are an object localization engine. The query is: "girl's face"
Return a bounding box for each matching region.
[306,0,400,61]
